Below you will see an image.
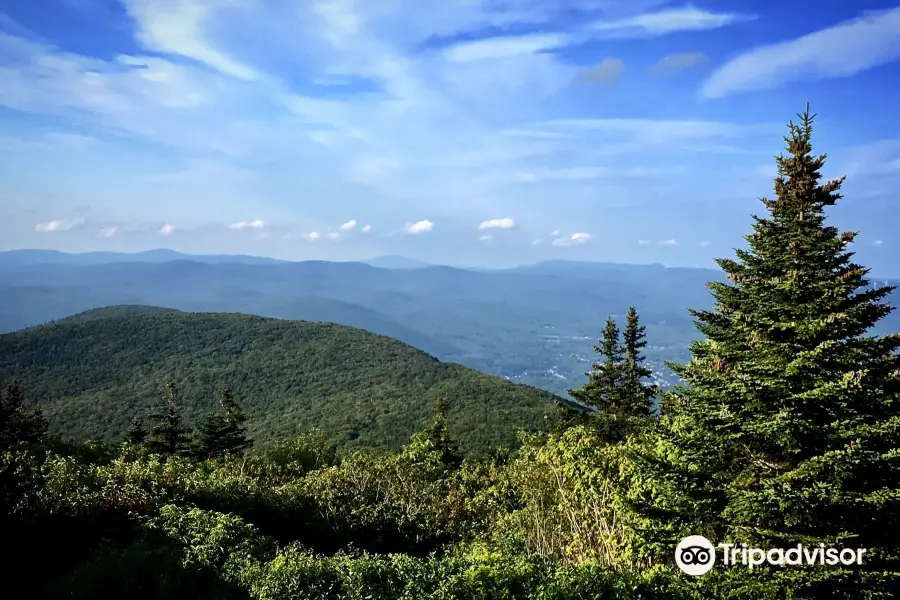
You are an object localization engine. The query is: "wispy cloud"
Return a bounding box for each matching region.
[698,240,711,247]
[122,0,260,81]
[638,240,651,245]
[478,218,517,230]
[589,6,753,37]
[306,232,320,240]
[702,7,900,98]
[361,224,372,234]
[578,58,625,83]
[406,220,435,234]
[657,239,678,246]
[158,224,176,235]
[479,234,493,244]
[651,51,709,74]
[442,33,571,63]
[35,217,84,232]
[98,226,118,238]
[874,239,884,245]
[552,232,591,246]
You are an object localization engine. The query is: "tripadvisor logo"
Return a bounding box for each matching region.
[675,535,867,576]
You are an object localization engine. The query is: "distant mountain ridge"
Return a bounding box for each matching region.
[0,248,287,267]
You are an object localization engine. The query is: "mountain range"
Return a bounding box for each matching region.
[2,249,898,397]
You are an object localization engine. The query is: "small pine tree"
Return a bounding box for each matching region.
[192,388,252,460]
[145,379,189,455]
[406,397,462,469]
[620,306,659,417]
[124,415,148,446]
[569,316,626,414]
[639,107,900,597]
[0,380,47,451]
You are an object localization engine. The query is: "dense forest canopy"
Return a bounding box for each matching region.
[0,307,561,455]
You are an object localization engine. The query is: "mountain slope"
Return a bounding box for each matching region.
[0,307,561,455]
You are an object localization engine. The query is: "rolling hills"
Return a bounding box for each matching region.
[0,306,562,455]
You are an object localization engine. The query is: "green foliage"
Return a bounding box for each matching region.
[0,310,559,456]
[494,426,647,567]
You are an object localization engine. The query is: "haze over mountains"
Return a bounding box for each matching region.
[4,249,898,397]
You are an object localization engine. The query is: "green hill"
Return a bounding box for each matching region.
[0,306,562,455]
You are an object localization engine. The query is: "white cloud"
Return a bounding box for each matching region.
[405,220,434,234]
[324,232,342,240]
[698,240,711,247]
[552,232,591,246]
[874,239,884,245]
[550,230,560,236]
[338,219,357,232]
[158,224,176,235]
[306,231,320,240]
[443,33,571,63]
[638,240,651,245]
[531,238,542,245]
[478,218,517,230]
[590,6,751,37]
[578,58,625,83]
[702,7,900,98]
[479,234,493,243]
[651,51,709,74]
[657,239,677,245]
[99,226,118,238]
[361,224,372,233]
[35,218,84,232]
[228,219,265,230]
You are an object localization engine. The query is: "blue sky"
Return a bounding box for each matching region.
[0,1,898,272]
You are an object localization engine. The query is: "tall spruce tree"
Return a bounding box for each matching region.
[192,388,252,460]
[621,306,658,417]
[145,379,189,455]
[570,316,626,414]
[640,107,900,596]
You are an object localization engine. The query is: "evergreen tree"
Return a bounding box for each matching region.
[569,316,626,414]
[620,306,659,417]
[639,107,900,596]
[145,379,189,455]
[124,415,148,446]
[192,388,252,460]
[406,397,463,469]
[0,380,47,451]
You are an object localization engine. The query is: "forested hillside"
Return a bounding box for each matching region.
[0,307,560,455]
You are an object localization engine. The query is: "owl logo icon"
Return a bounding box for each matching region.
[676,535,716,575]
